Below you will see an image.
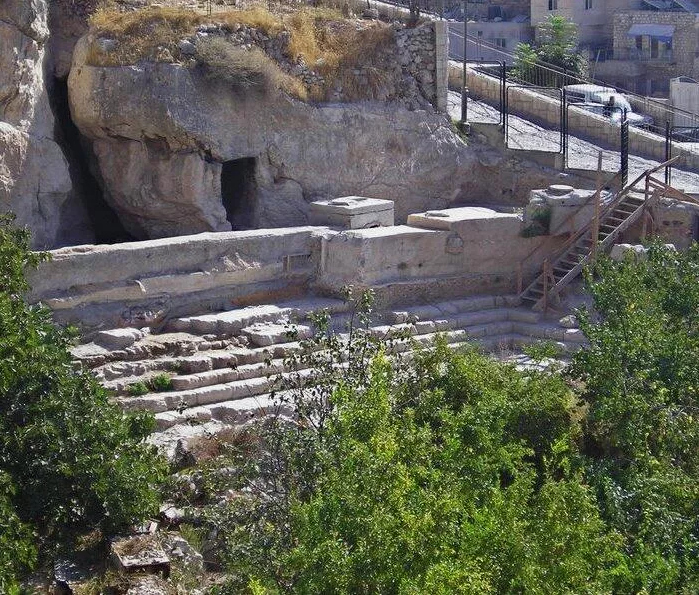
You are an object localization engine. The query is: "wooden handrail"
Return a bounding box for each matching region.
[519,156,684,305]
[525,157,680,272]
[517,170,623,270]
[647,176,699,206]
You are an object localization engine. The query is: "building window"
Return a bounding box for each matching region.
[548,0,558,9]
[494,38,507,48]
[585,0,593,9]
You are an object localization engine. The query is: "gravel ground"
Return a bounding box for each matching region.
[447,91,699,192]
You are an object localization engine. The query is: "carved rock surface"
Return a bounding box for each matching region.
[92,138,231,238]
[68,35,482,239]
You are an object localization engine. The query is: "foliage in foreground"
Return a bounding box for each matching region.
[0,215,166,590]
[572,243,699,593]
[197,246,699,594]
[196,294,604,593]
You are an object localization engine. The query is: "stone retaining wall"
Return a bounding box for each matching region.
[28,228,327,329]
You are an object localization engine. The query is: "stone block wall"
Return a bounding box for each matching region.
[170,20,446,111]
[394,21,447,110]
[612,11,698,76]
[434,20,449,112]
[28,210,565,329]
[28,227,327,329]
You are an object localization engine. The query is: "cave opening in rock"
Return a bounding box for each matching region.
[50,77,132,244]
[221,157,257,229]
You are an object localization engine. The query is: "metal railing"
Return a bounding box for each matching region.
[610,47,675,63]
[455,33,699,136]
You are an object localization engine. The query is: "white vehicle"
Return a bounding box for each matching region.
[563,84,654,128]
[563,84,616,104]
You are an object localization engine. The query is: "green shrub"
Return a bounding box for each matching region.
[0,214,167,573]
[203,290,620,593]
[571,243,699,593]
[127,381,149,396]
[0,472,36,593]
[148,373,173,392]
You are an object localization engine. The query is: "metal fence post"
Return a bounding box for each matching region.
[561,89,567,168]
[665,121,672,186]
[500,61,506,127]
[620,109,629,188]
[460,0,468,126]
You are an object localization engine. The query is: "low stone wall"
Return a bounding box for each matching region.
[318,214,564,299]
[29,208,563,330]
[450,63,699,172]
[28,228,328,329]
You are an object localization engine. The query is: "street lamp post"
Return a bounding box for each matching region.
[460,0,468,127]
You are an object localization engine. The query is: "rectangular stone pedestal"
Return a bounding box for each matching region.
[310,196,394,229]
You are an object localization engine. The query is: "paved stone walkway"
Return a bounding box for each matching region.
[448,91,699,192]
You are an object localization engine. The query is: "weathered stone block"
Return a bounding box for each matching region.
[310,196,395,229]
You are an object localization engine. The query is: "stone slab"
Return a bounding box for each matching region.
[94,328,147,350]
[110,535,170,576]
[241,322,312,347]
[407,207,521,236]
[310,196,394,229]
[311,196,394,216]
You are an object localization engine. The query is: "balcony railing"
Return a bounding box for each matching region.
[610,47,675,62]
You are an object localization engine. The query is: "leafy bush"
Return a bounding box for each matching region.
[0,473,36,594]
[571,243,699,593]
[0,214,166,584]
[149,373,174,392]
[199,290,620,593]
[127,381,149,396]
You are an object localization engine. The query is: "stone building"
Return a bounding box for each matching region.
[449,1,532,65]
[595,9,699,95]
[531,0,699,97]
[530,0,633,47]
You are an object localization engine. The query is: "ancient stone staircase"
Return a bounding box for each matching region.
[72,295,587,454]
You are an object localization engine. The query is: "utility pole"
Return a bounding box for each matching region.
[460,0,469,129]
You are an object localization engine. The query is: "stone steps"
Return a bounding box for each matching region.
[149,332,544,437]
[127,321,574,422]
[71,294,585,448]
[166,298,349,336]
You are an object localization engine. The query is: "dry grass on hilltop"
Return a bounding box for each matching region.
[87,2,396,101]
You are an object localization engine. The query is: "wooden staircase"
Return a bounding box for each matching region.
[519,159,695,310]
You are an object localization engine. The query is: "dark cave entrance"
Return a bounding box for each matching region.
[50,77,132,244]
[221,157,257,230]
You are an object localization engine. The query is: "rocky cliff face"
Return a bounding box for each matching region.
[68,32,485,240]
[1,3,564,246]
[0,0,92,248]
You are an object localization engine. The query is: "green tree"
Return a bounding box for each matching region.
[572,244,699,593]
[0,472,37,594]
[208,293,620,593]
[0,214,166,586]
[513,15,587,85]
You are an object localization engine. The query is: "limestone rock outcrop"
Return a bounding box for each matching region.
[91,138,230,238]
[68,34,482,239]
[0,0,91,247]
